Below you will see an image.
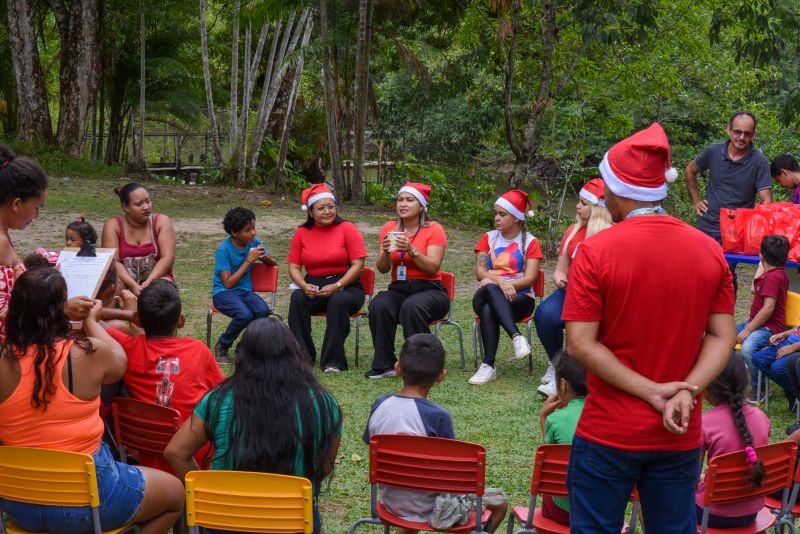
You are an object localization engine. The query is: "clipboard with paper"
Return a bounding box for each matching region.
[56,248,116,299]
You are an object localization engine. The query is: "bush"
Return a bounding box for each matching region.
[1,140,125,179]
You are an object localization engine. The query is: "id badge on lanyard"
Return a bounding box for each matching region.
[396,264,407,281]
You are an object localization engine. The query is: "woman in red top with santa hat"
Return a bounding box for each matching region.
[469,190,543,385]
[287,184,368,372]
[366,182,450,378]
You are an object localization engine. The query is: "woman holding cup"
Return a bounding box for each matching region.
[366,182,449,378]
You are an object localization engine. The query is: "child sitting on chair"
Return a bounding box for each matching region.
[363,333,508,533]
[537,350,587,526]
[211,207,275,364]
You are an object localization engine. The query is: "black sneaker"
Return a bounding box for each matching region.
[214,343,230,364]
[364,368,396,379]
[787,421,800,436]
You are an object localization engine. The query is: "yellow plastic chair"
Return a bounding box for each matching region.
[0,446,138,534]
[185,471,314,534]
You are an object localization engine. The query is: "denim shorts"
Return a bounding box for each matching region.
[0,442,145,534]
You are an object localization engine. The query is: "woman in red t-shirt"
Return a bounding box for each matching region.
[287,184,367,372]
[469,190,542,385]
[533,178,612,395]
[366,182,450,378]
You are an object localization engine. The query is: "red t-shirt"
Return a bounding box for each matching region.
[379,221,447,281]
[287,221,367,276]
[558,224,587,259]
[562,216,734,451]
[749,266,789,335]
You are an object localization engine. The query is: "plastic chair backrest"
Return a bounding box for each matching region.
[529,444,569,498]
[440,272,456,302]
[0,446,100,507]
[360,267,376,297]
[250,264,279,293]
[787,291,800,328]
[112,397,181,458]
[703,441,796,506]
[185,470,314,533]
[369,434,485,495]
[533,268,545,298]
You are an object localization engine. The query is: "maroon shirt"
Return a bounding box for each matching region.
[750,266,789,334]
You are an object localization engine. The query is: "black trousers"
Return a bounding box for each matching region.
[472,283,535,366]
[368,280,450,371]
[288,274,365,370]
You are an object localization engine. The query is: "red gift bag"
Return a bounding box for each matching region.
[719,208,742,252]
[790,233,800,263]
[741,209,770,255]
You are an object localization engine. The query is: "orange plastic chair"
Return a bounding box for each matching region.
[348,434,492,534]
[314,267,375,368]
[430,272,466,369]
[112,397,181,473]
[765,454,800,532]
[206,263,279,347]
[0,446,139,534]
[472,269,545,374]
[697,441,796,534]
[184,470,313,533]
[753,290,800,411]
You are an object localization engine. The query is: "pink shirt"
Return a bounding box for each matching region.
[695,404,771,517]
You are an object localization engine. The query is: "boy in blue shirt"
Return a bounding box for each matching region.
[212,207,275,363]
[363,334,507,533]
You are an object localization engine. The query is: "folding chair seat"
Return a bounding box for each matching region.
[184,470,313,533]
[112,397,181,473]
[0,446,139,534]
[472,269,545,374]
[206,263,278,347]
[697,441,796,534]
[349,434,492,534]
[314,267,375,368]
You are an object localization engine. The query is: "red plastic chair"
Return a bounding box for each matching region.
[698,441,796,534]
[507,444,640,534]
[430,272,466,369]
[348,434,492,534]
[112,397,181,474]
[206,263,279,347]
[765,455,800,532]
[472,269,544,374]
[314,267,375,368]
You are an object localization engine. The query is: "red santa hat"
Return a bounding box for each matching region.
[579,178,606,208]
[599,122,678,202]
[300,183,335,211]
[398,182,431,210]
[495,190,534,221]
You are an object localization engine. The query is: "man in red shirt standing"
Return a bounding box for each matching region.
[563,123,735,532]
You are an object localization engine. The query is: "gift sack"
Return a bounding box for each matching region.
[719,208,741,252]
[740,209,770,255]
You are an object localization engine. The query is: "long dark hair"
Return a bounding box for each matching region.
[0,145,48,205]
[707,353,765,488]
[3,268,92,410]
[203,317,341,491]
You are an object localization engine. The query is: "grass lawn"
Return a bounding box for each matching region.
[14,175,794,533]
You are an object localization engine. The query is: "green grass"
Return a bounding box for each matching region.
[10,175,795,533]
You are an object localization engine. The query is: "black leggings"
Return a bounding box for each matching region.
[472,284,535,366]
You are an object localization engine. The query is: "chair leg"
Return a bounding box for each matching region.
[354,316,361,368]
[454,321,465,370]
[526,319,533,376]
[206,309,213,348]
[472,321,479,371]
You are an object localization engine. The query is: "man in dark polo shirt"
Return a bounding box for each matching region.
[685,110,772,291]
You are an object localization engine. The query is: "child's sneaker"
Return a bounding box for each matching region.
[537,380,556,398]
[214,343,230,364]
[540,364,555,385]
[364,368,396,379]
[468,363,497,385]
[512,335,531,360]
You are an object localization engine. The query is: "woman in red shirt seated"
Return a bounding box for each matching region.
[287,184,367,372]
[366,182,449,378]
[469,190,542,385]
[0,268,184,534]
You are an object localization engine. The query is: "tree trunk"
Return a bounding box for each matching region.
[229,0,240,158]
[276,16,313,175]
[235,23,251,185]
[199,0,222,165]
[352,0,371,202]
[137,0,145,164]
[6,0,52,143]
[320,0,344,196]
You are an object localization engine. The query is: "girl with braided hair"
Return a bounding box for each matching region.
[696,352,769,528]
[469,190,542,385]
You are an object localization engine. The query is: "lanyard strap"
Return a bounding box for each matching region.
[625,206,666,219]
[399,226,422,265]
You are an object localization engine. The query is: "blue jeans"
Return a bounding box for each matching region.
[568,435,701,533]
[736,322,773,386]
[533,288,566,361]
[213,289,271,347]
[752,334,800,396]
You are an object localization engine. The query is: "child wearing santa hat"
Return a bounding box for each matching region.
[469,189,543,385]
[366,182,450,378]
[561,123,735,531]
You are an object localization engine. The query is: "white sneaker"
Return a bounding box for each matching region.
[540,364,555,385]
[468,363,497,385]
[512,335,531,360]
[537,380,557,398]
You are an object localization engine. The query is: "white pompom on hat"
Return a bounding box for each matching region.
[300,183,335,211]
[495,190,534,221]
[599,122,678,201]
